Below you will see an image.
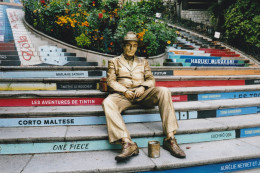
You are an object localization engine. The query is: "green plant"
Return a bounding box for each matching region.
[23,0,176,56]
[224,0,260,47]
[75,33,91,48]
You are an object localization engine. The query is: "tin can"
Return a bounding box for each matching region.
[148,141,160,158]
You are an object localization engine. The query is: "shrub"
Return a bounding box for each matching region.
[224,0,260,47]
[23,0,176,56]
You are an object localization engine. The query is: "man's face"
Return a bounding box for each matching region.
[123,41,138,57]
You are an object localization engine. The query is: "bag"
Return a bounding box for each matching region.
[99,77,108,92]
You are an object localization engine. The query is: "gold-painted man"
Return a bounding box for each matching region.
[102,32,186,161]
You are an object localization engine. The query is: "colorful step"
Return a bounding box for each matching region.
[0,97,259,125]
[1,106,260,127]
[1,77,260,90]
[1,137,260,173]
[0,115,259,154]
[0,130,237,154]
[169,57,248,65]
[1,90,260,107]
[143,158,260,173]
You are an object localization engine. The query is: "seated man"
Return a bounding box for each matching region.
[102,32,186,161]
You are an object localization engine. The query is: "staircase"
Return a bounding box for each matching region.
[1,4,260,173]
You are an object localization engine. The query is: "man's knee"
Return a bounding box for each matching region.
[102,97,113,108]
[156,87,170,95]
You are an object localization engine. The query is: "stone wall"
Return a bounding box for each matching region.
[181,10,211,25]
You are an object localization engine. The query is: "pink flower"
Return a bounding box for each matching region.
[78,4,81,7]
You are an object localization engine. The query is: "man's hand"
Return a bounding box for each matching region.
[124,90,135,100]
[134,86,145,98]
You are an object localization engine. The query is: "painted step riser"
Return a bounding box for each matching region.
[1,91,260,107]
[172,69,260,76]
[180,63,248,67]
[0,82,96,90]
[143,158,260,173]
[0,50,39,56]
[168,55,245,60]
[169,58,247,64]
[14,40,48,46]
[0,43,15,46]
[1,68,260,76]
[0,60,21,66]
[1,106,260,126]
[1,79,260,91]
[40,52,76,57]
[0,46,16,50]
[0,71,105,78]
[0,56,84,61]
[0,128,259,155]
[39,46,66,52]
[167,49,209,56]
[155,79,260,87]
[1,69,260,77]
[0,55,19,60]
[211,54,241,57]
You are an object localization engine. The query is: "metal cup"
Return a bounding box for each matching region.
[148,141,160,158]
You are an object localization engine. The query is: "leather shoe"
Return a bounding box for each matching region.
[163,137,186,158]
[115,142,139,161]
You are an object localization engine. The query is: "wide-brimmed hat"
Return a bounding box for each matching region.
[123,31,138,41]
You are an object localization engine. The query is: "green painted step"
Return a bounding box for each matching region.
[0,114,259,154]
[1,137,260,173]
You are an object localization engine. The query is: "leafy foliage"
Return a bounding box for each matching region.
[23,0,176,56]
[224,0,260,47]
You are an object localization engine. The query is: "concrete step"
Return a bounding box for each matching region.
[0,115,260,155]
[1,136,260,172]
[0,60,21,66]
[0,75,260,91]
[0,85,259,106]
[1,66,260,76]
[0,97,259,122]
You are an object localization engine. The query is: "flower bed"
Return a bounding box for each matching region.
[23,0,176,57]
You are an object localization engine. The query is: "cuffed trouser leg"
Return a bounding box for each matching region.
[102,93,133,143]
[137,87,178,135]
[103,87,179,143]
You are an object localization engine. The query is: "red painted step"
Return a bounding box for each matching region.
[155,80,245,87]
[172,95,188,102]
[0,98,104,107]
[210,53,240,57]
[0,96,187,107]
[0,43,15,46]
[0,46,16,51]
[199,48,230,52]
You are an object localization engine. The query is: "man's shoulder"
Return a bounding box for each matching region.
[108,55,147,63]
[109,55,121,63]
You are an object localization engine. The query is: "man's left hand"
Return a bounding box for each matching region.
[134,86,145,98]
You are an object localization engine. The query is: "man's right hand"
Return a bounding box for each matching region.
[124,90,135,100]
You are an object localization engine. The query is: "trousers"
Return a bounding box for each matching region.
[102,87,179,143]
